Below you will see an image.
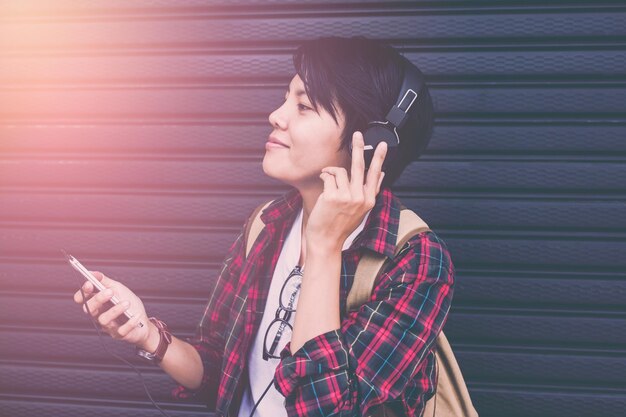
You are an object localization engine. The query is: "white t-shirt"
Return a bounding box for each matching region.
[238,208,370,417]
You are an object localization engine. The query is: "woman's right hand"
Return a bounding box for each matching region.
[73,271,153,349]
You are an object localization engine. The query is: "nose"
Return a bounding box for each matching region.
[268,101,287,130]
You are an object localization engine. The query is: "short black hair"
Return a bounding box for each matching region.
[293,36,434,187]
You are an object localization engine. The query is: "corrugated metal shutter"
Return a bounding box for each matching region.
[2,1,625,416]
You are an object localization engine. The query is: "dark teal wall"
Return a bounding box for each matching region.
[1,1,626,416]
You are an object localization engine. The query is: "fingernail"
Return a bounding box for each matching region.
[122,301,130,307]
[104,289,113,296]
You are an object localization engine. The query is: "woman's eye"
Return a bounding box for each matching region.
[298,104,311,111]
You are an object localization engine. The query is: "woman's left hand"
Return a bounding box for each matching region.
[306,131,388,250]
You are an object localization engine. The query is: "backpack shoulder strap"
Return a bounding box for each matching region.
[346,208,430,312]
[348,208,479,417]
[244,199,274,258]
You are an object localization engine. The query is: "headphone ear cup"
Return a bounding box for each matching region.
[363,123,397,149]
[362,122,398,170]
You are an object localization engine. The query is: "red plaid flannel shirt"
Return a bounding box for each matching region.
[173,187,455,417]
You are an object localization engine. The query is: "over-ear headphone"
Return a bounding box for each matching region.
[359,57,425,170]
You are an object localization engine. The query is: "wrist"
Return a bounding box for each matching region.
[138,320,160,352]
[136,317,173,364]
[305,233,344,254]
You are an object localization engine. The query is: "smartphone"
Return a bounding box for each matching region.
[64,250,137,325]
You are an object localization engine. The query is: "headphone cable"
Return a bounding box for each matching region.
[79,282,173,417]
[78,278,274,417]
[247,377,274,417]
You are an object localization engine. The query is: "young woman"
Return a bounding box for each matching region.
[74,36,455,417]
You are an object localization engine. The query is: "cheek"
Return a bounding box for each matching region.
[270,117,346,173]
[317,137,349,168]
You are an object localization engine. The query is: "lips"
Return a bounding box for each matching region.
[268,135,289,148]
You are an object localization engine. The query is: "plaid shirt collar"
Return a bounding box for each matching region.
[260,187,401,259]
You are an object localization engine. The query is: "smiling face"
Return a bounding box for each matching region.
[263,74,351,190]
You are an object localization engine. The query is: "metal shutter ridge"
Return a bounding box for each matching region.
[1,2,625,416]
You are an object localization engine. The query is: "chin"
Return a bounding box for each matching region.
[263,163,301,189]
[262,156,275,178]
[262,158,287,183]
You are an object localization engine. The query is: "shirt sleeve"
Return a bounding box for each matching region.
[171,221,248,407]
[273,231,455,417]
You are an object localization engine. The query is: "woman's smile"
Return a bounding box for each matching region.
[266,135,290,150]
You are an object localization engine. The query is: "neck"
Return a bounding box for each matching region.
[298,184,322,234]
[295,182,323,267]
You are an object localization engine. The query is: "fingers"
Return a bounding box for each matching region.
[117,313,144,338]
[82,287,114,317]
[349,131,365,192]
[319,172,338,196]
[73,280,94,304]
[321,167,350,192]
[365,141,388,197]
[322,130,384,207]
[72,270,147,343]
[73,271,114,304]
[376,172,386,195]
[98,299,130,328]
[91,270,115,287]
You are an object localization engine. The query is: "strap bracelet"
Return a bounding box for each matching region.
[136,317,172,364]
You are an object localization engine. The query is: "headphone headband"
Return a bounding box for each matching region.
[384,58,425,130]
